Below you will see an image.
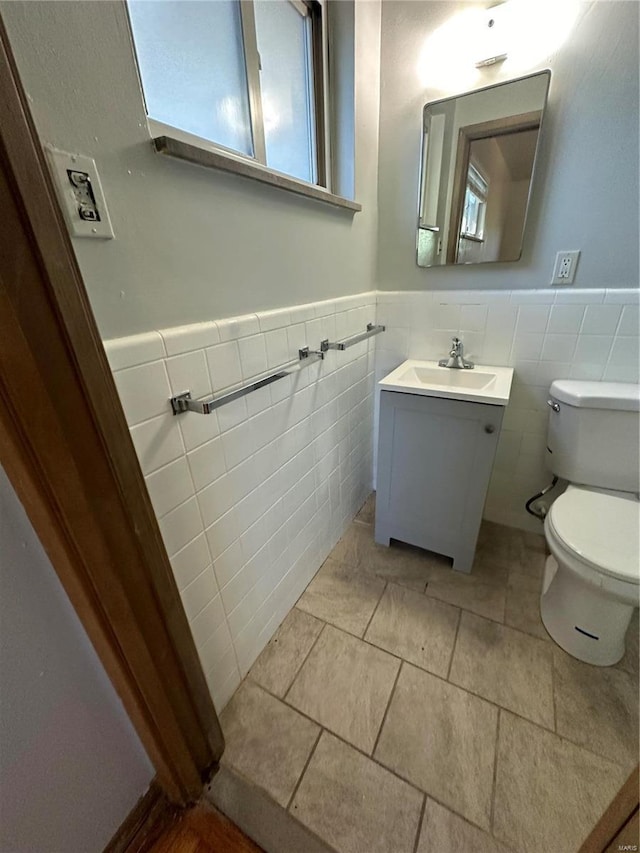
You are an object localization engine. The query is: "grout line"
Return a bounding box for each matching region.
[286,727,323,812]
[412,793,428,853]
[361,580,388,640]
[489,708,502,836]
[240,675,500,841]
[283,618,562,738]
[276,615,326,700]
[283,621,327,702]
[421,573,555,648]
[371,659,403,758]
[446,607,463,681]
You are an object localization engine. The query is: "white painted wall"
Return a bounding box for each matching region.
[0,466,153,852]
[1,0,381,339]
[377,0,640,291]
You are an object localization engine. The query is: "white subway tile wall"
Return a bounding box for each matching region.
[105,293,377,712]
[375,288,639,533]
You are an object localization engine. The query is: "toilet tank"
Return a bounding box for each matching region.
[546,380,640,493]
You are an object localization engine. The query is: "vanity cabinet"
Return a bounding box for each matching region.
[375,390,504,573]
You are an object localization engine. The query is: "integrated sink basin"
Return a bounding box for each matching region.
[380,359,514,405]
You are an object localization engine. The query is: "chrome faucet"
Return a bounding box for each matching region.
[438,337,474,369]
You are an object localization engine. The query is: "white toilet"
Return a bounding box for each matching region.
[541,379,640,666]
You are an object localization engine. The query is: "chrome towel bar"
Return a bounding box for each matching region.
[320,322,385,352]
[170,347,324,415]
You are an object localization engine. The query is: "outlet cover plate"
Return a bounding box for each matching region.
[45,146,114,239]
[551,250,580,285]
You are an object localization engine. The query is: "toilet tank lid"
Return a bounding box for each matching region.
[550,380,640,412]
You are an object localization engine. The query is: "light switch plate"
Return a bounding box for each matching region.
[45,146,114,239]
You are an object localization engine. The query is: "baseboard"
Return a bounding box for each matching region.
[104,779,178,853]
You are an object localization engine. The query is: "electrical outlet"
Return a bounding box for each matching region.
[551,250,580,285]
[45,146,114,239]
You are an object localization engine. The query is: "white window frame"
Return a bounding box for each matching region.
[460,162,488,241]
[128,0,332,192]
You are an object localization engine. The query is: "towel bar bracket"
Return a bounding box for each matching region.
[170,347,324,416]
[320,323,385,352]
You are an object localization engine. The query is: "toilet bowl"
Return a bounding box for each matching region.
[540,379,640,665]
[541,485,640,665]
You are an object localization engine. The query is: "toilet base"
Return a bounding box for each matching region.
[540,555,636,666]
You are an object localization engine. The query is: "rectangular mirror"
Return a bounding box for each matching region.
[417,70,551,268]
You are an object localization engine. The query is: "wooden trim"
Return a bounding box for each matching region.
[105,781,178,853]
[579,765,639,853]
[446,111,542,264]
[0,16,223,805]
[605,810,639,853]
[459,110,542,143]
[154,135,361,212]
[446,129,472,264]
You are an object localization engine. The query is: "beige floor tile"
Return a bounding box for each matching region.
[329,522,372,567]
[515,530,547,575]
[291,732,423,853]
[365,584,460,678]
[504,583,548,641]
[475,521,517,566]
[220,680,320,807]
[330,521,445,592]
[355,491,376,525]
[417,798,511,853]
[375,663,498,830]
[360,539,445,592]
[493,711,627,853]
[468,554,509,586]
[616,609,639,677]
[287,625,400,753]
[425,565,507,623]
[296,557,385,637]
[508,556,545,593]
[553,647,639,770]
[449,611,554,729]
[476,522,546,578]
[249,608,324,698]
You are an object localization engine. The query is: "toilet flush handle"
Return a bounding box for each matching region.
[547,399,560,412]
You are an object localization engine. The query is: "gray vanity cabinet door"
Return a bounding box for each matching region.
[375,391,503,573]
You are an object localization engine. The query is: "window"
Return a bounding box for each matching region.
[127,0,327,187]
[460,163,488,240]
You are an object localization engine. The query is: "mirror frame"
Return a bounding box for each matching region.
[417,69,552,269]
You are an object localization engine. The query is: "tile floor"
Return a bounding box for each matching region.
[218,495,639,853]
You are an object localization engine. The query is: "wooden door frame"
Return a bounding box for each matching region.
[0,17,223,806]
[580,766,639,852]
[446,110,542,264]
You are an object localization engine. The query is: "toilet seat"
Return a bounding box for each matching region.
[546,486,640,585]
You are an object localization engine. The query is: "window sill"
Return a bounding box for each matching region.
[153,136,362,213]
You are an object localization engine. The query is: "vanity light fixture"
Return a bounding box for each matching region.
[417,0,578,91]
[474,3,509,68]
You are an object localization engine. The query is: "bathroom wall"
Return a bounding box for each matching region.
[1,0,381,338]
[375,288,640,532]
[372,0,639,532]
[0,467,153,852]
[376,0,640,291]
[106,292,376,710]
